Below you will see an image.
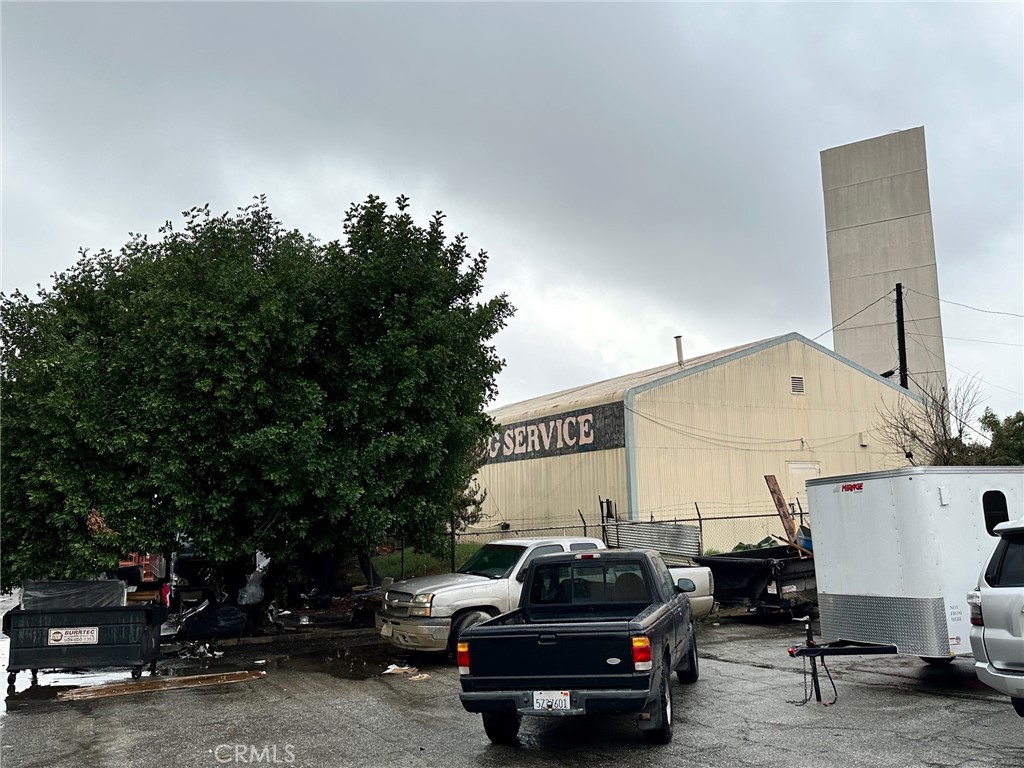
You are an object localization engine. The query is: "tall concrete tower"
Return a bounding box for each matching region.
[820,126,948,400]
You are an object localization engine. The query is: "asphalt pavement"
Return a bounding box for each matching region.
[1,608,1021,768]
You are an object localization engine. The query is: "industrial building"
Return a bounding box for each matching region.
[476,334,917,551]
[821,127,948,399]
[472,128,948,551]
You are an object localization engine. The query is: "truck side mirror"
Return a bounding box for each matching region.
[676,578,696,593]
[516,569,527,583]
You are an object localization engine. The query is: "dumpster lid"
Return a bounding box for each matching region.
[21,580,127,610]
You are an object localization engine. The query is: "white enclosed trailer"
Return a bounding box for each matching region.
[805,467,1023,660]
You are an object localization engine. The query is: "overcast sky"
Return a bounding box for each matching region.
[3,2,1022,421]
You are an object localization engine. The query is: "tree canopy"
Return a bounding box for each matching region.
[1,196,513,586]
[876,379,1023,468]
[979,408,1024,466]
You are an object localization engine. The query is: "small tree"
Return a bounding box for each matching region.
[979,409,1024,465]
[875,379,987,466]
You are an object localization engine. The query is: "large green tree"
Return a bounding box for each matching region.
[1,196,513,586]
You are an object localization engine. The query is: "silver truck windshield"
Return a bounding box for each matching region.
[458,544,527,579]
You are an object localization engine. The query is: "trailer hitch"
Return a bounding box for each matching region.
[788,622,897,704]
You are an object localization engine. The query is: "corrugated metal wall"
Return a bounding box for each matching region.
[473,338,913,550]
[631,339,907,524]
[475,448,627,530]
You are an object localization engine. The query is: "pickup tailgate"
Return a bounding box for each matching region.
[462,617,648,692]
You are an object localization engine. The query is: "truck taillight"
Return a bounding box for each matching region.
[967,589,983,626]
[632,636,652,671]
[457,642,471,674]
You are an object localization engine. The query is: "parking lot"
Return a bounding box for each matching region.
[1,609,1021,768]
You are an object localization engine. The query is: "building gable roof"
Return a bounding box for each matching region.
[488,333,916,424]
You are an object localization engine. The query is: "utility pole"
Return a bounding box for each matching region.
[895,283,909,390]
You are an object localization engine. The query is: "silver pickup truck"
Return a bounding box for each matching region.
[375,537,714,653]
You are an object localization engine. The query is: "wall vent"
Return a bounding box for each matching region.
[791,376,805,394]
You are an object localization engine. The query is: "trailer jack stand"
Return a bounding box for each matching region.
[788,622,897,704]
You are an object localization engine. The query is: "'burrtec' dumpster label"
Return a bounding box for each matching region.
[47,627,99,645]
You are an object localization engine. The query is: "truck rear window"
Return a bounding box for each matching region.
[529,563,651,605]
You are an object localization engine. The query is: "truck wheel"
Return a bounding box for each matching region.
[6,672,15,685]
[643,663,673,744]
[481,712,521,744]
[1012,697,1024,718]
[448,610,491,655]
[676,624,700,684]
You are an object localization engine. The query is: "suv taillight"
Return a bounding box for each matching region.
[457,642,471,674]
[967,589,983,626]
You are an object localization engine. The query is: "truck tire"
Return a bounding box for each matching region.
[676,624,700,684]
[448,610,491,655]
[643,662,673,744]
[482,712,521,744]
[1012,697,1024,718]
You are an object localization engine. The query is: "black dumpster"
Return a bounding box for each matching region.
[3,581,167,684]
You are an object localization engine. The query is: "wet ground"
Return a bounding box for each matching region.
[1,601,1021,767]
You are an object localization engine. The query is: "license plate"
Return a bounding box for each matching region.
[380,622,393,638]
[533,690,571,710]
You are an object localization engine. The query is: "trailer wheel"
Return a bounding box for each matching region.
[920,656,954,666]
[481,712,521,744]
[131,666,143,679]
[7,672,16,685]
[643,662,674,744]
[677,623,700,684]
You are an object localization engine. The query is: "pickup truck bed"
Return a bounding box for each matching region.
[458,549,699,744]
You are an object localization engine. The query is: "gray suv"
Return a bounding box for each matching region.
[968,518,1024,717]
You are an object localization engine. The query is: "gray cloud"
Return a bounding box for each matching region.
[3,2,1021,416]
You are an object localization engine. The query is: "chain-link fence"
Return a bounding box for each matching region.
[458,509,809,558]
[456,523,593,547]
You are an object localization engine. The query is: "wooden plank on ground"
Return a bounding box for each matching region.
[57,670,265,701]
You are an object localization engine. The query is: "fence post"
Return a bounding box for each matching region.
[694,502,704,554]
[578,509,587,537]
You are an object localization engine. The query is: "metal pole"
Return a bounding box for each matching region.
[806,622,822,702]
[450,510,456,573]
[577,509,587,537]
[896,283,909,390]
[694,502,704,554]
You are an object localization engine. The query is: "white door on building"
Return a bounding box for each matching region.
[786,462,821,519]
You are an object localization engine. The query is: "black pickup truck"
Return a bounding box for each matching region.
[458,549,699,744]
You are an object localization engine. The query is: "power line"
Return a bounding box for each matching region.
[902,294,947,376]
[908,331,1023,348]
[943,359,1024,398]
[904,371,992,443]
[906,288,1024,318]
[812,291,893,342]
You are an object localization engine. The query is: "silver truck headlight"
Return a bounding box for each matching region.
[409,593,434,617]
